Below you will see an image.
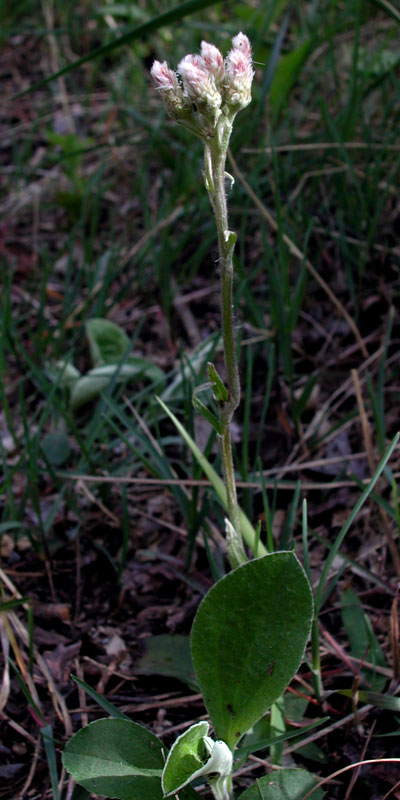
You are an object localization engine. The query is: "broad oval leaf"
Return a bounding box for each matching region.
[191,552,313,750]
[42,431,70,466]
[62,718,165,800]
[86,318,130,366]
[135,634,199,692]
[238,768,325,800]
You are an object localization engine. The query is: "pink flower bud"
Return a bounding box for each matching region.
[231,32,252,58]
[151,59,191,121]
[224,41,254,110]
[177,57,221,120]
[178,53,207,72]
[151,60,178,91]
[200,41,225,82]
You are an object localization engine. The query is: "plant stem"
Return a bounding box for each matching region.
[209,774,233,800]
[204,118,246,568]
[311,616,323,702]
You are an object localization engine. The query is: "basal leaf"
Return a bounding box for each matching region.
[62,719,164,800]
[135,634,199,691]
[42,430,71,466]
[70,361,164,410]
[239,768,325,800]
[191,552,313,751]
[86,318,130,366]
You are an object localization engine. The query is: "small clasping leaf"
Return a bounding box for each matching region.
[162,721,232,797]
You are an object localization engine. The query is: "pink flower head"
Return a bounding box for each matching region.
[150,60,178,91]
[231,32,252,58]
[200,41,225,82]
[177,56,221,120]
[151,32,253,136]
[178,53,207,72]
[226,49,252,79]
[178,59,207,94]
[150,59,191,121]
[225,39,254,110]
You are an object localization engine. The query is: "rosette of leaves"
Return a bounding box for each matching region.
[47,318,165,412]
[63,552,316,800]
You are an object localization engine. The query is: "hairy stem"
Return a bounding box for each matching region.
[204,120,246,568]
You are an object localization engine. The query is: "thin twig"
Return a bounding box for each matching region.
[344,721,376,800]
[60,470,400,491]
[243,141,400,154]
[303,758,400,800]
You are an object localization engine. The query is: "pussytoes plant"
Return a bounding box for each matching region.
[63,33,317,800]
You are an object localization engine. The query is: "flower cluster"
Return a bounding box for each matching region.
[151,32,254,138]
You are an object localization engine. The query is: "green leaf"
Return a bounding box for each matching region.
[71,675,131,721]
[0,597,30,612]
[70,361,164,410]
[238,769,325,800]
[70,787,91,800]
[46,360,81,388]
[207,363,229,404]
[42,431,71,466]
[338,690,400,712]
[191,552,313,750]
[62,719,165,800]
[315,433,399,610]
[42,724,60,800]
[86,318,130,366]
[162,723,232,797]
[341,586,387,690]
[295,742,328,764]
[156,397,267,557]
[0,522,25,534]
[235,717,329,759]
[269,39,315,118]
[135,635,199,692]
[162,721,209,795]
[192,393,222,434]
[270,696,285,765]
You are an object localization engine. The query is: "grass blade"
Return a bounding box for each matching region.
[71,675,131,721]
[41,724,60,800]
[156,397,266,557]
[14,0,224,98]
[235,717,330,759]
[315,432,399,610]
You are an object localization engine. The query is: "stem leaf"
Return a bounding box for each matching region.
[192,393,222,434]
